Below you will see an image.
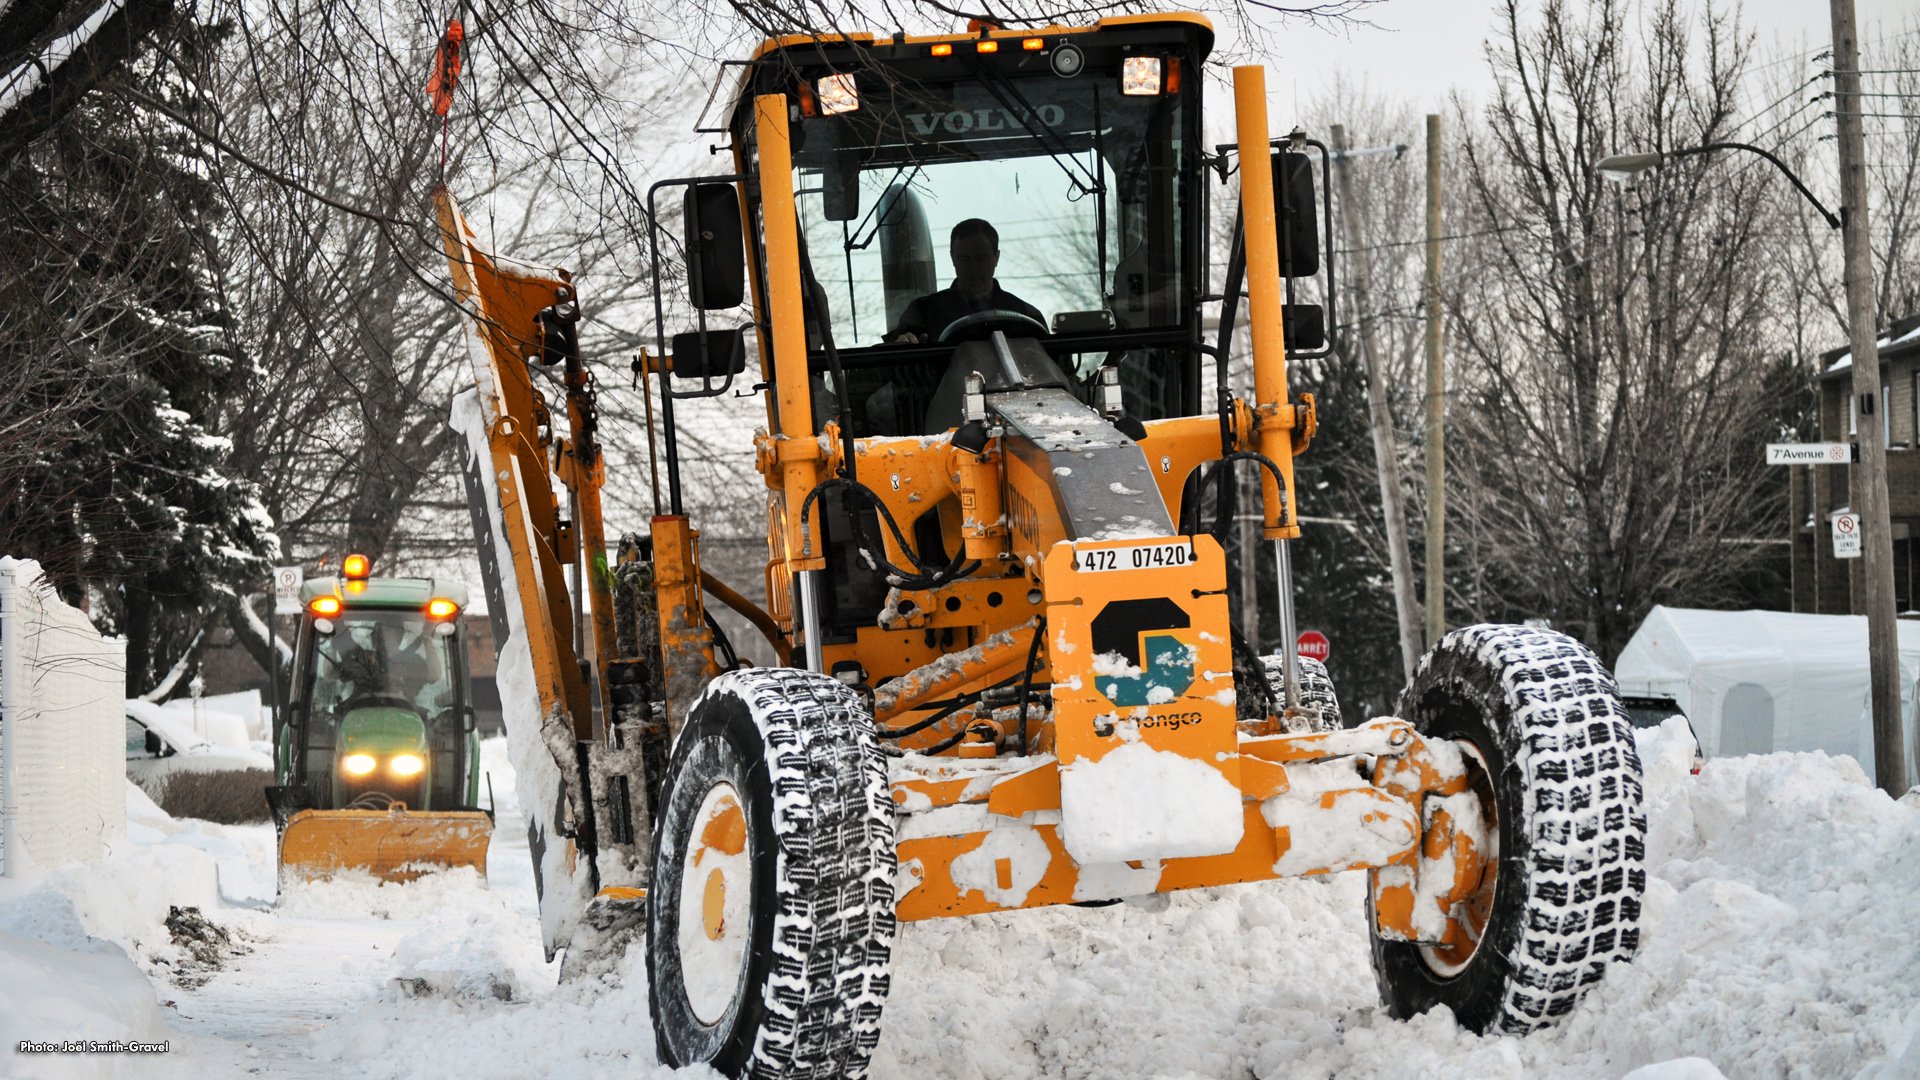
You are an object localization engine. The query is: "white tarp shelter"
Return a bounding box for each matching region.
[1615,606,1920,786]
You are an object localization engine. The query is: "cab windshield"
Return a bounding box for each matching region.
[791,66,1191,348]
[309,611,458,718]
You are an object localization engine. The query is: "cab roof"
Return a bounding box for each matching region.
[724,13,1215,132]
[298,577,471,610]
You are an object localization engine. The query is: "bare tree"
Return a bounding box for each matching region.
[1764,17,1920,348]
[1444,0,1797,661]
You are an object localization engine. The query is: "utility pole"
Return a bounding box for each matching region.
[1422,114,1446,648]
[1331,124,1423,682]
[1829,0,1907,795]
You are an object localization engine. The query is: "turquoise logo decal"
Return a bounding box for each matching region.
[1090,598,1197,708]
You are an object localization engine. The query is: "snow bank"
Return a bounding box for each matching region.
[0,784,225,958]
[308,719,1920,1079]
[15,714,1914,1078]
[868,719,1920,1078]
[0,782,234,1076]
[0,930,168,1079]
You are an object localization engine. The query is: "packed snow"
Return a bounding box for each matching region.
[3,719,1918,1078]
[1059,740,1244,864]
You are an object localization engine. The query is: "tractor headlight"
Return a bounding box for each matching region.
[390,754,425,778]
[342,753,377,776]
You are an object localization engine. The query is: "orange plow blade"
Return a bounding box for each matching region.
[277,808,493,884]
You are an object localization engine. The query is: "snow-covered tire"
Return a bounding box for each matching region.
[1370,624,1646,1034]
[646,668,897,1078]
[1257,653,1342,731]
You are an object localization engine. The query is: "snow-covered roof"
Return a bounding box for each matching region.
[1823,317,1920,374]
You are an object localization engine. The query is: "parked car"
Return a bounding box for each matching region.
[1621,694,1705,775]
[125,700,274,822]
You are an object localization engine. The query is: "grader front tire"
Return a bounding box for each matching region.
[1370,625,1647,1035]
[646,669,896,1078]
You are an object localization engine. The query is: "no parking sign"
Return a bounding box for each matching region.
[1832,513,1861,559]
[273,565,305,614]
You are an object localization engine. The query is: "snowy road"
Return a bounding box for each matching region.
[158,913,413,1077]
[7,722,1920,1079]
[139,738,558,1080]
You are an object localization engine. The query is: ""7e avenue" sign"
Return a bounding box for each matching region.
[1766,443,1856,465]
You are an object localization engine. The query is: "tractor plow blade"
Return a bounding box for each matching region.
[278,808,493,885]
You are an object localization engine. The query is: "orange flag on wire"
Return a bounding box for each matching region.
[425,19,464,117]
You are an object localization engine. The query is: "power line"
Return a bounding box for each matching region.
[1331,223,1527,257]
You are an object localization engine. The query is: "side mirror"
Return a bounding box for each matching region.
[462,706,477,735]
[1282,303,1325,351]
[671,327,748,380]
[145,729,165,757]
[684,183,745,310]
[1272,150,1320,279]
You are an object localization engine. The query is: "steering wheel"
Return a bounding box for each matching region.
[936,309,1048,344]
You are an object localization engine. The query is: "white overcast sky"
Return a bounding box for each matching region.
[1254,0,1919,122]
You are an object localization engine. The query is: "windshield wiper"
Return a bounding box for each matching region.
[972,64,1104,199]
[844,163,924,253]
[972,66,1111,293]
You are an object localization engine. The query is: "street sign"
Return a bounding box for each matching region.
[1832,514,1862,559]
[273,565,305,614]
[1767,442,1856,465]
[1296,629,1331,663]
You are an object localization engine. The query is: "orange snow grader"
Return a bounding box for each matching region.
[436,13,1647,1077]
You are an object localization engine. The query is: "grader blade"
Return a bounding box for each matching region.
[558,886,649,982]
[278,808,493,884]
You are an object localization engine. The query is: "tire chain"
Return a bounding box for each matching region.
[731,669,897,1079]
[1413,624,1648,1033]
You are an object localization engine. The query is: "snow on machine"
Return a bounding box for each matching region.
[436,13,1648,1076]
[266,555,492,884]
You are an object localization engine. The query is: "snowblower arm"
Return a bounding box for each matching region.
[434,187,628,950]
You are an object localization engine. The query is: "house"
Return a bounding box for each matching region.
[1789,314,1920,616]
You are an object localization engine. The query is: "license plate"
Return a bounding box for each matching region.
[1076,540,1193,573]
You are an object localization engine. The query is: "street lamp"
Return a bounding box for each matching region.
[1594,137,1905,794]
[1594,142,1842,228]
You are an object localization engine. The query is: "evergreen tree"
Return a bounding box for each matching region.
[0,14,276,694]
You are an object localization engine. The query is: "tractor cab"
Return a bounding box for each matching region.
[268,555,490,884]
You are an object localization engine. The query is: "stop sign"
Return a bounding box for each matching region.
[1296,630,1330,663]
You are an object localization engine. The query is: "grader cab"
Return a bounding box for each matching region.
[438,13,1647,1078]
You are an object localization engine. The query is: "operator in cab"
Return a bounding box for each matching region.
[886,218,1045,343]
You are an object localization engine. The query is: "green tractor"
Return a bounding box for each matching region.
[267,554,493,884]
